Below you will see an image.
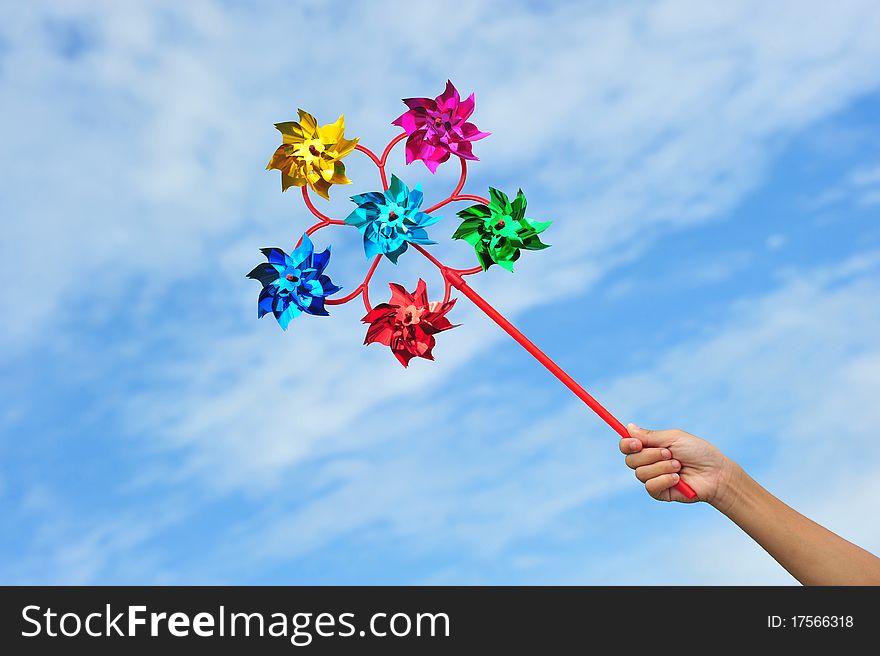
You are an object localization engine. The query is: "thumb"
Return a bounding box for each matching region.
[627,423,676,448]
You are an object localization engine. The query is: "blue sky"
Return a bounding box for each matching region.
[1,0,879,584]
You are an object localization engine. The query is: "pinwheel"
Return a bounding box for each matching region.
[266,109,358,199]
[345,175,440,263]
[246,234,341,330]
[453,187,551,271]
[362,279,457,367]
[392,80,489,173]
[251,81,697,500]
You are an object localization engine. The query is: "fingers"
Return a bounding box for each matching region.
[623,423,696,502]
[645,473,681,499]
[624,447,672,469]
[627,423,681,448]
[618,437,642,455]
[634,458,681,483]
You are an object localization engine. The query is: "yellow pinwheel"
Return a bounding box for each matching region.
[267,109,359,200]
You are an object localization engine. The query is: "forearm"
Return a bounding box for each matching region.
[713,463,880,585]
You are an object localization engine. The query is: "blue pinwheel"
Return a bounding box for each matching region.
[344,174,440,263]
[246,233,341,330]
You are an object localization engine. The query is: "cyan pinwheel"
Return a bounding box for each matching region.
[345,174,440,263]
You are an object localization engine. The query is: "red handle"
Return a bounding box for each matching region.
[445,270,698,500]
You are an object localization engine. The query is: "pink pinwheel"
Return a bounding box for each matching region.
[392,80,490,173]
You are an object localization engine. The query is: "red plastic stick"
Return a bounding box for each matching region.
[437,266,698,499]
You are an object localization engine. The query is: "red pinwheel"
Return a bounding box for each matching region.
[362,280,457,367]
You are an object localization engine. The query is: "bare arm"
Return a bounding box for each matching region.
[621,424,880,585]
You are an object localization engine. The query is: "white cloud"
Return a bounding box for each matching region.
[575,253,880,584]
[812,162,880,210]
[3,0,880,344]
[101,252,880,583]
[765,234,787,250]
[3,0,880,583]
[605,249,753,300]
[6,248,880,584]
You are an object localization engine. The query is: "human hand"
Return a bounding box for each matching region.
[619,424,740,506]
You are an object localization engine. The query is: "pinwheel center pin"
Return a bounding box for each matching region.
[400,304,424,326]
[252,79,698,500]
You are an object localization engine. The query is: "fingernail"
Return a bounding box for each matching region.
[661,448,671,459]
[672,473,680,482]
[671,460,680,470]
[629,439,640,451]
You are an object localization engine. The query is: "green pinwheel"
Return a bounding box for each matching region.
[452,187,551,271]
